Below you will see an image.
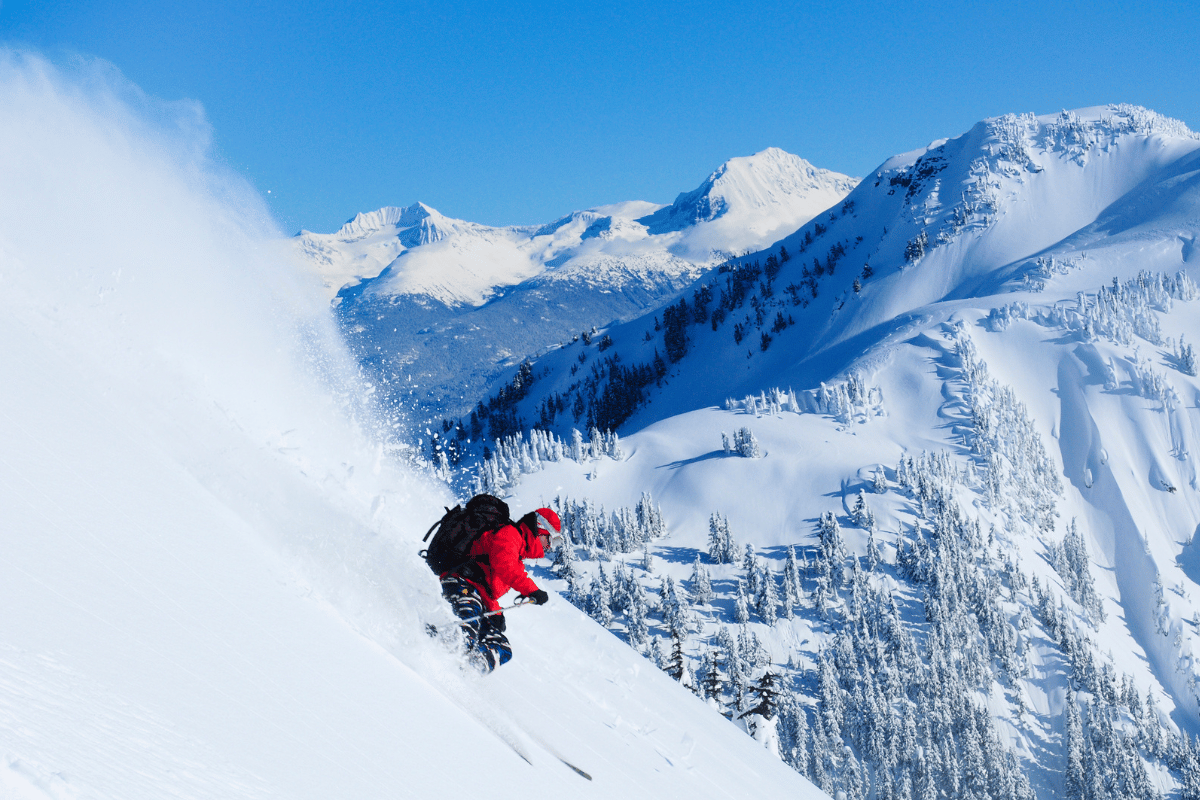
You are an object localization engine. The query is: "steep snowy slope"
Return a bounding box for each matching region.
[0,52,822,800]
[475,105,1200,435]
[451,106,1200,798]
[298,150,856,421]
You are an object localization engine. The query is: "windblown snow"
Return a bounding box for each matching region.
[0,52,820,799]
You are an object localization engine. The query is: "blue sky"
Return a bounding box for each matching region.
[3,0,1197,235]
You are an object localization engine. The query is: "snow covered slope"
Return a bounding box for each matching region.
[450,105,1200,798]
[0,52,822,800]
[477,105,1200,433]
[297,150,856,420]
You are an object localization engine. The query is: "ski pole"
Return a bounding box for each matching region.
[459,596,533,624]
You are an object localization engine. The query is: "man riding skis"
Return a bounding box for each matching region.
[440,506,563,672]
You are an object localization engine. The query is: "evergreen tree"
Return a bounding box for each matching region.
[745,670,781,720]
[608,560,631,615]
[717,626,748,712]
[1181,335,1199,376]
[818,511,847,586]
[1065,689,1086,800]
[700,648,725,704]
[589,567,614,626]
[813,554,832,619]
[625,578,650,648]
[733,427,762,457]
[661,575,691,639]
[686,663,701,697]
[817,652,843,741]
[782,545,802,619]
[1053,518,1105,622]
[866,528,881,572]
[552,536,579,579]
[649,636,666,670]
[734,579,751,624]
[872,465,888,493]
[708,512,737,564]
[842,745,866,800]
[851,489,871,527]
[640,540,654,572]
[1181,738,1200,800]
[690,555,715,606]
[666,633,686,682]
[743,541,758,574]
[758,566,780,626]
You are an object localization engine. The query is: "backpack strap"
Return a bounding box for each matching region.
[422,506,455,543]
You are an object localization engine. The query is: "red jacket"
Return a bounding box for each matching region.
[464,521,544,611]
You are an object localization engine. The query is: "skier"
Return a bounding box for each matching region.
[440,506,562,672]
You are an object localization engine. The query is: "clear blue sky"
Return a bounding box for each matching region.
[3,0,1197,235]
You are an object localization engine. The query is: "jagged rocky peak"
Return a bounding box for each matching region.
[533,209,611,238]
[333,201,453,244]
[637,146,859,234]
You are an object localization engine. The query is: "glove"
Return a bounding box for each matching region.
[522,589,550,606]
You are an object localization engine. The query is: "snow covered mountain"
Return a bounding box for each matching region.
[0,53,823,800]
[637,146,859,257]
[294,149,857,420]
[445,105,1200,798]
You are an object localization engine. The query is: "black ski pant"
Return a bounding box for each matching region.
[440,574,513,672]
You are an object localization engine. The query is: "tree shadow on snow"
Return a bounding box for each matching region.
[656,450,730,470]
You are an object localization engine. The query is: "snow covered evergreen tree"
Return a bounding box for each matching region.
[734,579,751,624]
[872,465,888,493]
[1052,518,1105,623]
[757,565,780,626]
[690,555,715,606]
[708,512,737,564]
[739,427,762,458]
[666,633,686,682]
[625,577,651,648]
[782,545,803,619]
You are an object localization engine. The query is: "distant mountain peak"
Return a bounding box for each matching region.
[637,148,859,236]
[333,201,449,241]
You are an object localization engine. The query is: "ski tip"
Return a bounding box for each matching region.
[559,758,592,781]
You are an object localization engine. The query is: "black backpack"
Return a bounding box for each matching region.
[420,494,513,582]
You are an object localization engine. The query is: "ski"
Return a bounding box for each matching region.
[554,756,592,781]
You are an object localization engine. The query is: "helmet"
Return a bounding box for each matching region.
[533,507,563,548]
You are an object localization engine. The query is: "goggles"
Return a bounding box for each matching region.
[536,528,564,550]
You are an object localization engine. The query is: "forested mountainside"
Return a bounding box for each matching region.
[434,105,1200,799]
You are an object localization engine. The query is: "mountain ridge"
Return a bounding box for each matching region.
[462,105,1200,439]
[309,147,857,420]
